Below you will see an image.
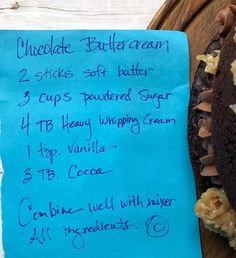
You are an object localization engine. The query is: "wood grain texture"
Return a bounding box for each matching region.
[148,0,236,257]
[0,0,163,29]
[148,0,227,84]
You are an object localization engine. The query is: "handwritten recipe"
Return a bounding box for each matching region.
[0,31,202,258]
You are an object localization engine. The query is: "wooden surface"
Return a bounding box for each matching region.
[0,0,164,29]
[148,0,236,257]
[148,0,226,84]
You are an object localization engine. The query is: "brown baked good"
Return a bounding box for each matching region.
[212,22,236,210]
[188,4,236,250]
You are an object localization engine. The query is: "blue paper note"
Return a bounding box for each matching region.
[0,30,202,258]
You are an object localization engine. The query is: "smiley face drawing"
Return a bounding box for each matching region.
[145,215,169,238]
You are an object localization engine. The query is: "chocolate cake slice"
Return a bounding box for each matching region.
[188,4,236,250]
[212,22,236,210]
[188,35,222,196]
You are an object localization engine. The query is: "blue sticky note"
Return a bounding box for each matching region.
[0,30,202,258]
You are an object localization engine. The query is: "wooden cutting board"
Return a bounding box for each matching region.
[148,1,236,258]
